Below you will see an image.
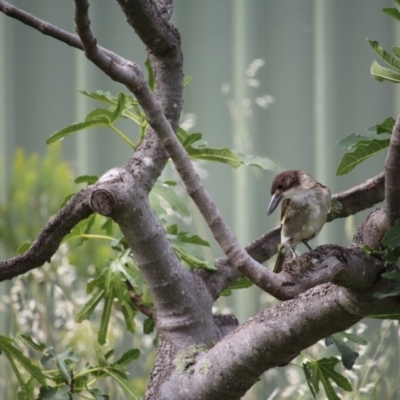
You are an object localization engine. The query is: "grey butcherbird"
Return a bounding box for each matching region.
[267,170,331,273]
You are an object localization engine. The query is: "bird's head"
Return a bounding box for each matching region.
[267,170,312,215]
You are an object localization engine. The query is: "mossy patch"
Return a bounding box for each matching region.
[199,359,212,375]
[174,343,211,377]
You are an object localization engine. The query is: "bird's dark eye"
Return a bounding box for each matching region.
[277,184,283,190]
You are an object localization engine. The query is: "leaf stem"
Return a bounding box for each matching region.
[109,124,137,149]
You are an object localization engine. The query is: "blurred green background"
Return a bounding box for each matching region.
[1,1,399,399]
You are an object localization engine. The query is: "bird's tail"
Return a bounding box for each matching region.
[273,243,286,273]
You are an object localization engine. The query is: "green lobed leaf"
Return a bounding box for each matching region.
[100,218,115,236]
[87,387,110,400]
[110,237,129,251]
[149,189,167,217]
[85,213,97,234]
[328,334,359,370]
[366,116,395,134]
[172,246,217,271]
[303,363,318,399]
[189,147,241,167]
[374,270,400,299]
[114,349,141,367]
[97,287,115,345]
[370,60,400,83]
[104,349,115,360]
[166,225,214,271]
[380,270,400,281]
[382,219,400,247]
[177,232,209,246]
[84,93,125,125]
[46,120,104,145]
[99,367,140,399]
[37,385,71,400]
[75,288,105,323]
[383,247,400,264]
[303,357,352,400]
[62,218,89,246]
[72,373,89,393]
[17,241,31,255]
[151,181,190,218]
[107,251,138,290]
[165,225,209,246]
[382,7,400,22]
[111,93,127,122]
[3,352,32,396]
[368,39,400,71]
[178,128,241,168]
[393,46,400,58]
[78,89,141,123]
[18,389,34,400]
[74,174,99,184]
[118,302,137,334]
[374,283,400,299]
[47,93,131,146]
[143,318,155,334]
[19,334,45,352]
[221,277,254,296]
[84,108,114,123]
[41,348,79,381]
[336,133,366,150]
[0,335,47,386]
[78,89,118,107]
[233,151,276,170]
[226,277,253,290]
[181,132,203,149]
[336,138,390,175]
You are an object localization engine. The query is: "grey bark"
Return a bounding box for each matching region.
[0,1,399,399]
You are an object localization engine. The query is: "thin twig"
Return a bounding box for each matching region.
[0,0,125,64]
[126,281,154,319]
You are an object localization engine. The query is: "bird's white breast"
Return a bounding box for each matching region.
[280,186,330,246]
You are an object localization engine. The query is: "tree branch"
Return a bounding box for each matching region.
[327,172,384,222]
[0,0,125,64]
[0,170,384,291]
[163,282,400,400]
[201,173,386,299]
[115,0,179,56]
[89,168,218,345]
[4,0,387,301]
[0,189,92,281]
[385,114,400,226]
[72,0,278,300]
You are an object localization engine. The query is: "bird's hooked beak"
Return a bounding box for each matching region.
[267,192,282,216]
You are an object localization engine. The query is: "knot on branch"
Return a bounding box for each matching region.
[276,245,382,299]
[280,245,345,280]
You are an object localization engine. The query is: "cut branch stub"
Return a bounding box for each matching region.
[90,189,115,216]
[89,168,126,216]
